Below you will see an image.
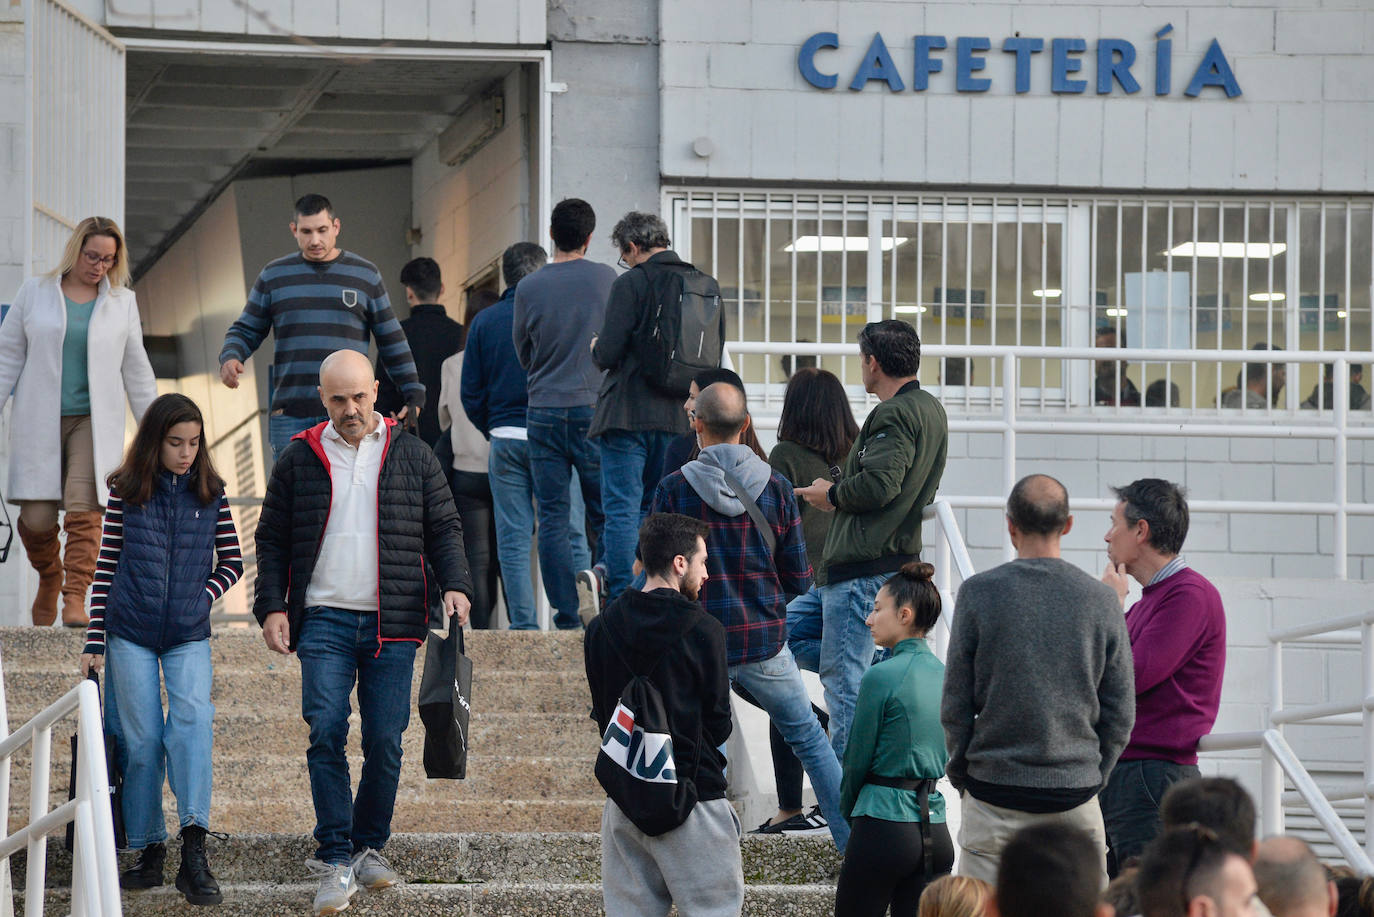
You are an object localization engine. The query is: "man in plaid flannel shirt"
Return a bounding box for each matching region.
[651,382,849,852]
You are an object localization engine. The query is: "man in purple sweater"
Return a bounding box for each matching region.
[1100,478,1226,874]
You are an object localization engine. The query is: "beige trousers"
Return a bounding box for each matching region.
[18,414,100,530]
[956,792,1109,887]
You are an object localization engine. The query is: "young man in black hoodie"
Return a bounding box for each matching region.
[583,512,743,917]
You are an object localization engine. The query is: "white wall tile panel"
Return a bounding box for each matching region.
[1231,55,1322,102]
[837,92,882,181]
[1185,8,1276,53]
[660,41,709,89]
[880,94,925,182]
[1100,104,1147,189]
[795,90,841,182]
[473,0,517,44]
[1322,102,1368,191]
[661,0,750,44]
[748,90,798,180]
[1058,98,1104,188]
[968,96,1013,185]
[382,0,429,41]
[1012,97,1058,185]
[1143,105,1190,188]
[1323,57,1374,103]
[245,0,294,36]
[710,41,799,91]
[752,0,840,42]
[1275,9,1365,54]
[1275,103,1324,190]
[1188,105,1233,189]
[924,96,971,184]
[427,0,472,41]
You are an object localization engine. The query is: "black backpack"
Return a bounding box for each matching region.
[593,628,700,836]
[633,260,724,397]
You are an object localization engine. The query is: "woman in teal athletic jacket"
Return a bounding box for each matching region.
[835,561,952,917]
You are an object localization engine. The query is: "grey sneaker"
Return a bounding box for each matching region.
[350,847,402,889]
[306,859,357,915]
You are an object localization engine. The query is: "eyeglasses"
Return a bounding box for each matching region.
[617,252,631,270]
[1179,823,1223,914]
[80,250,117,268]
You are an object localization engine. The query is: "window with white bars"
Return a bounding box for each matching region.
[666,190,1373,414]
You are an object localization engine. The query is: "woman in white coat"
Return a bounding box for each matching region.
[0,216,157,626]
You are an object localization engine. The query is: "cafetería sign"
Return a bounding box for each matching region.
[798,25,1242,98]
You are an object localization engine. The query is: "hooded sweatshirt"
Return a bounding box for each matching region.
[584,586,731,801]
[651,443,813,665]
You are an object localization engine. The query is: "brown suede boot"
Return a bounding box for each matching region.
[61,511,102,628]
[17,520,62,627]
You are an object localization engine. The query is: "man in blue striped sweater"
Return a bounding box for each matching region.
[218,193,424,461]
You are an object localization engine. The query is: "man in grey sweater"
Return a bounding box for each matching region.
[941,474,1135,884]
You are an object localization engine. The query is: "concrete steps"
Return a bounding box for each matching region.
[0,626,842,914]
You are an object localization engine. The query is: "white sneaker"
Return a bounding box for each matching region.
[350,847,402,889]
[307,859,357,915]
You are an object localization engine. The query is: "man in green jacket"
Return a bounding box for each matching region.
[796,319,948,759]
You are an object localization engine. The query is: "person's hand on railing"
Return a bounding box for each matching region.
[79,653,103,676]
[262,611,291,654]
[1101,562,1130,608]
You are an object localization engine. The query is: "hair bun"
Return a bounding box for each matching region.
[901,561,936,582]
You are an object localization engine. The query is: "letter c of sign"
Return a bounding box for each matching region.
[799,32,840,89]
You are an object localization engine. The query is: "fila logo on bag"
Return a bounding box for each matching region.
[599,701,678,784]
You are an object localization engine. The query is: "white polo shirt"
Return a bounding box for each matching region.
[305,414,387,612]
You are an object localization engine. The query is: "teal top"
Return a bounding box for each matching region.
[839,638,948,823]
[61,295,96,415]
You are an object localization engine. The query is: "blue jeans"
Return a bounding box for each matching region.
[786,586,825,675]
[818,573,887,761]
[106,636,214,848]
[297,606,418,865]
[270,412,328,463]
[598,429,678,601]
[731,645,849,853]
[527,406,603,629]
[1101,758,1201,874]
[488,436,590,629]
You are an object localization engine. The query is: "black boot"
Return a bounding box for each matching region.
[175,826,223,906]
[120,842,166,889]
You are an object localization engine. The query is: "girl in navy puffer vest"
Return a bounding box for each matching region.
[80,394,242,906]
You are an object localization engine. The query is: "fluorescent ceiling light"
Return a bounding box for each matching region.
[784,235,908,253]
[1166,242,1287,259]
[1337,311,1348,319]
[1249,292,1285,302]
[1105,308,1128,317]
[893,305,928,314]
[1032,288,1061,298]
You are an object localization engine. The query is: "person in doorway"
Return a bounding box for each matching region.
[80,393,242,905]
[795,319,948,762]
[218,193,424,462]
[437,288,503,629]
[254,350,471,916]
[1095,326,1142,407]
[941,474,1134,885]
[375,257,465,448]
[835,562,952,917]
[0,215,158,627]
[1100,478,1226,873]
[583,512,743,917]
[514,198,615,629]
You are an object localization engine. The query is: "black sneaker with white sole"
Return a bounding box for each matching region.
[749,806,829,836]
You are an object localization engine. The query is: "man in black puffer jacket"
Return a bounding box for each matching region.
[255,349,471,915]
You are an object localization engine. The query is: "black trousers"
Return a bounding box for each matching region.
[451,469,502,630]
[731,683,828,813]
[834,816,954,917]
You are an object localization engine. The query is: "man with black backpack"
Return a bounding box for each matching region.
[583,512,742,917]
[589,211,725,607]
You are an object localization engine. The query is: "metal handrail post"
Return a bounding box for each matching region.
[75,680,119,913]
[1335,358,1349,580]
[1262,638,1285,836]
[0,646,11,917]
[1364,618,1374,862]
[25,723,51,916]
[1001,353,1017,563]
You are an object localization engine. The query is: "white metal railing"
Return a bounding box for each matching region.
[0,651,121,917]
[735,342,1374,579]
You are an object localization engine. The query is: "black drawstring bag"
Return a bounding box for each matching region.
[418,627,473,779]
[65,671,126,851]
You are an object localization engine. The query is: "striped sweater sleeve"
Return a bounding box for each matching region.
[205,494,244,600]
[83,491,125,656]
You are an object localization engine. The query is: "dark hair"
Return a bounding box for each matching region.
[1333,875,1374,917]
[881,562,940,635]
[464,288,501,327]
[1097,325,1126,346]
[942,357,970,386]
[610,211,670,252]
[1145,379,1180,407]
[107,394,225,507]
[1006,474,1070,536]
[638,513,709,580]
[1103,869,1141,917]
[399,257,442,302]
[997,823,1103,917]
[687,369,767,461]
[694,382,749,441]
[857,319,921,378]
[1137,827,1234,917]
[1160,778,1256,858]
[550,198,596,253]
[1245,342,1281,384]
[1111,478,1190,555]
[293,193,334,220]
[777,368,859,466]
[502,242,547,288]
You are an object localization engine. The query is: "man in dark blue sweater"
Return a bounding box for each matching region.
[219,193,423,462]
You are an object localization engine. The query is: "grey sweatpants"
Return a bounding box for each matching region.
[601,797,745,917]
